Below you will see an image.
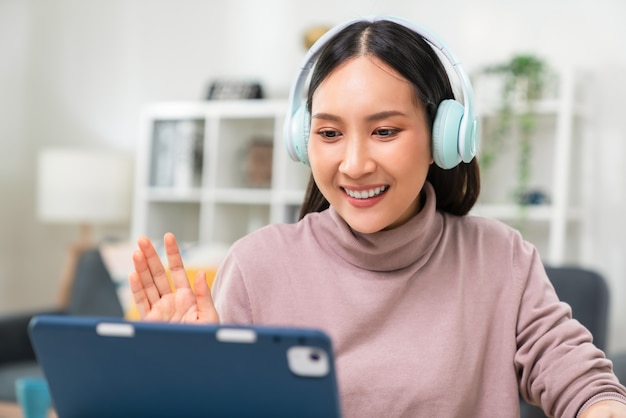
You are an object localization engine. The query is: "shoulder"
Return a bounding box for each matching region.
[440,212,541,284]
[443,212,524,243]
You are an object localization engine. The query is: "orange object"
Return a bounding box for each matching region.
[124,267,217,320]
[172,267,218,291]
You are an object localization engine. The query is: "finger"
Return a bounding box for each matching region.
[131,248,164,307]
[137,235,173,297]
[128,271,149,319]
[163,232,192,290]
[194,271,220,323]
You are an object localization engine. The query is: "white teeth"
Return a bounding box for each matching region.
[344,186,387,199]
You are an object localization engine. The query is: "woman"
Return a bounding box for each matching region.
[129,17,626,417]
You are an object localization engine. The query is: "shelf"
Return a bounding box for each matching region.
[144,187,203,202]
[213,188,272,204]
[132,99,308,246]
[477,98,588,118]
[473,67,586,265]
[471,204,582,222]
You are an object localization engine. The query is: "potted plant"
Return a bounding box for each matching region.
[477,54,549,208]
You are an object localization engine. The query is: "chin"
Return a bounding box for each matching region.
[347,213,415,234]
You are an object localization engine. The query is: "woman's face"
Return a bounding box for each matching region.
[308,55,433,234]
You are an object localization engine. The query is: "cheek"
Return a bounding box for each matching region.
[308,138,339,171]
[416,133,434,165]
[384,136,433,172]
[307,142,331,184]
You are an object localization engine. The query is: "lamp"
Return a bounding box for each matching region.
[37,148,133,305]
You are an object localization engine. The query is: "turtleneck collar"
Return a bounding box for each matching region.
[318,182,444,272]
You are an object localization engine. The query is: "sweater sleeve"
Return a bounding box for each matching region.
[211,246,255,325]
[513,243,626,417]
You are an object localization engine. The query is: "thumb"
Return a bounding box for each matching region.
[194,271,220,323]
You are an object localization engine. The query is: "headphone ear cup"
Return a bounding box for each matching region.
[293,105,311,166]
[289,105,311,166]
[461,117,478,163]
[432,99,464,169]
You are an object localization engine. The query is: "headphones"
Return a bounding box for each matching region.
[283,16,478,170]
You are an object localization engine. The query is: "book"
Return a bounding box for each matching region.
[149,119,204,189]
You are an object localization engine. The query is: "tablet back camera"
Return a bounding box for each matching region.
[287,346,330,377]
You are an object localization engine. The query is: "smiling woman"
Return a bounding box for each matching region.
[128,16,626,418]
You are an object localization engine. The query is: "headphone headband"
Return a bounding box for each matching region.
[283,16,478,168]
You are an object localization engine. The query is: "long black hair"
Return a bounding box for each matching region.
[298,19,480,220]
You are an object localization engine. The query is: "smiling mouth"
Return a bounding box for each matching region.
[342,185,388,199]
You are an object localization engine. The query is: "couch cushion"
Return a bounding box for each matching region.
[610,352,626,385]
[67,248,123,318]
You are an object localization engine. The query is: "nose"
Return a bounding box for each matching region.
[338,135,376,178]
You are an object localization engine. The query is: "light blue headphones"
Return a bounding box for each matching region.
[283,16,478,170]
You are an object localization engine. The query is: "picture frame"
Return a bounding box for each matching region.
[206,80,264,100]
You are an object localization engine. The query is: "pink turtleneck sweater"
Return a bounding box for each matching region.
[212,182,626,417]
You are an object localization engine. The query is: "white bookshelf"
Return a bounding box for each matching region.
[472,68,588,265]
[131,99,310,247]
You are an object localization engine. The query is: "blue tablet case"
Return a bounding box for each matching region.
[28,315,341,418]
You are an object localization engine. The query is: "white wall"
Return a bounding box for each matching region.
[1,0,625,351]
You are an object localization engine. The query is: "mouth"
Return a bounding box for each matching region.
[342,185,389,199]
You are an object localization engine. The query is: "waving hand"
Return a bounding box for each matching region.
[129,232,219,324]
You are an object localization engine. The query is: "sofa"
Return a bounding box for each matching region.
[0,248,123,401]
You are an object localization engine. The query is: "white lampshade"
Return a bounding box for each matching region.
[37,149,133,224]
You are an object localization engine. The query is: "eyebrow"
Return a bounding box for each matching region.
[312,110,407,123]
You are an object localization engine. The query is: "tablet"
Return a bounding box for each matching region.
[28,314,341,418]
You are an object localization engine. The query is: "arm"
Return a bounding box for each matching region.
[514,249,626,416]
[128,232,219,324]
[579,399,626,417]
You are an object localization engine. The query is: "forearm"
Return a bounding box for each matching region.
[515,255,626,416]
[578,396,626,418]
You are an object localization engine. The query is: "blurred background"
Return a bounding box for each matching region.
[1,0,625,351]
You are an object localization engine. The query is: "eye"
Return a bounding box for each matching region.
[316,129,342,141]
[374,128,400,139]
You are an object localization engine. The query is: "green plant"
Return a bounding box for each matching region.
[479,54,548,205]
